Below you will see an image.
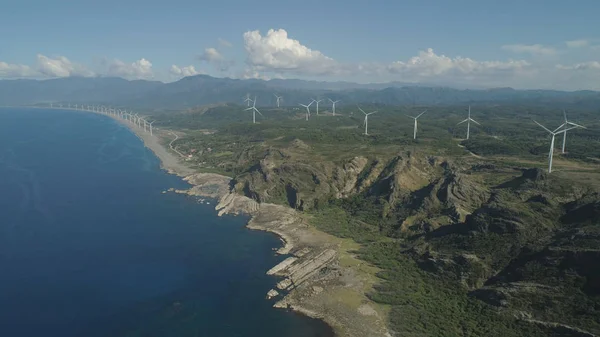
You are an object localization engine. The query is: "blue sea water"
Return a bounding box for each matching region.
[0,108,333,337]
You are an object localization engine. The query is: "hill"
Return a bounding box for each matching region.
[3,75,600,110]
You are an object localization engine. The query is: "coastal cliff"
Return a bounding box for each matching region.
[173,172,392,337]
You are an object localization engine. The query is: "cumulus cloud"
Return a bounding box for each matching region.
[501,44,556,56]
[243,28,340,76]
[106,58,154,79]
[386,48,530,85]
[218,38,232,48]
[198,47,234,72]
[565,39,589,48]
[170,64,201,77]
[198,47,223,62]
[0,61,38,78]
[36,54,95,77]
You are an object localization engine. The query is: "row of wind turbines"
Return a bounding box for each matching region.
[49,103,156,136]
[242,96,589,174]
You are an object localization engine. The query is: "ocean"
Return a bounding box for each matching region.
[0,108,333,337]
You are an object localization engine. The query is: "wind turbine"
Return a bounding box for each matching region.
[457,106,480,140]
[557,110,586,153]
[299,101,314,121]
[328,98,340,116]
[312,98,323,115]
[244,97,263,124]
[243,95,252,107]
[533,120,581,173]
[358,106,377,135]
[274,94,283,108]
[407,110,427,139]
[148,121,155,136]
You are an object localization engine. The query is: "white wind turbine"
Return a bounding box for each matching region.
[299,100,314,121]
[358,106,377,135]
[244,97,263,124]
[407,110,427,139]
[534,120,581,173]
[556,109,586,153]
[148,121,155,136]
[312,98,323,115]
[328,98,340,116]
[243,95,252,107]
[274,94,283,108]
[457,106,480,140]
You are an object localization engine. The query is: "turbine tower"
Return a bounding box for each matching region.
[299,101,314,121]
[557,110,586,154]
[244,97,263,124]
[328,98,340,116]
[407,110,427,140]
[457,106,480,140]
[534,120,581,173]
[274,94,283,108]
[358,106,377,135]
[312,98,323,115]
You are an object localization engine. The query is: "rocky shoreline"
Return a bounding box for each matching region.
[172,173,391,337]
[99,113,390,337]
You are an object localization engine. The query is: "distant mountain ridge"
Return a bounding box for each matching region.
[1,75,599,110]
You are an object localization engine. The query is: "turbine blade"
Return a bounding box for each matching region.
[552,123,567,133]
[406,115,416,119]
[533,120,553,134]
[457,118,469,125]
[245,107,253,111]
[563,109,567,122]
[416,110,427,118]
[255,108,264,116]
[328,98,333,103]
[567,121,586,129]
[556,125,581,134]
[357,106,366,115]
[470,118,481,125]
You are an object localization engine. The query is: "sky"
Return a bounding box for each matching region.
[1,0,600,90]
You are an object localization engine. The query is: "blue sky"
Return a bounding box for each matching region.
[1,0,599,90]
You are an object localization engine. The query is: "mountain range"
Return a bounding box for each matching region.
[2,75,600,111]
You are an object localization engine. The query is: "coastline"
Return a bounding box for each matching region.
[81,108,390,337]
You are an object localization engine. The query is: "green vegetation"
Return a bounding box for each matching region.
[153,103,600,336]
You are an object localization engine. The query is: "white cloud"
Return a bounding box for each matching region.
[198,47,234,72]
[386,48,531,85]
[0,61,38,78]
[170,64,201,77]
[243,28,340,76]
[106,58,154,79]
[236,68,272,80]
[36,54,95,77]
[556,61,600,71]
[566,39,589,48]
[218,38,232,48]
[199,48,224,62]
[501,44,556,56]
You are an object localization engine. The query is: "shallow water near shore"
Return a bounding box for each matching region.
[0,108,333,337]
